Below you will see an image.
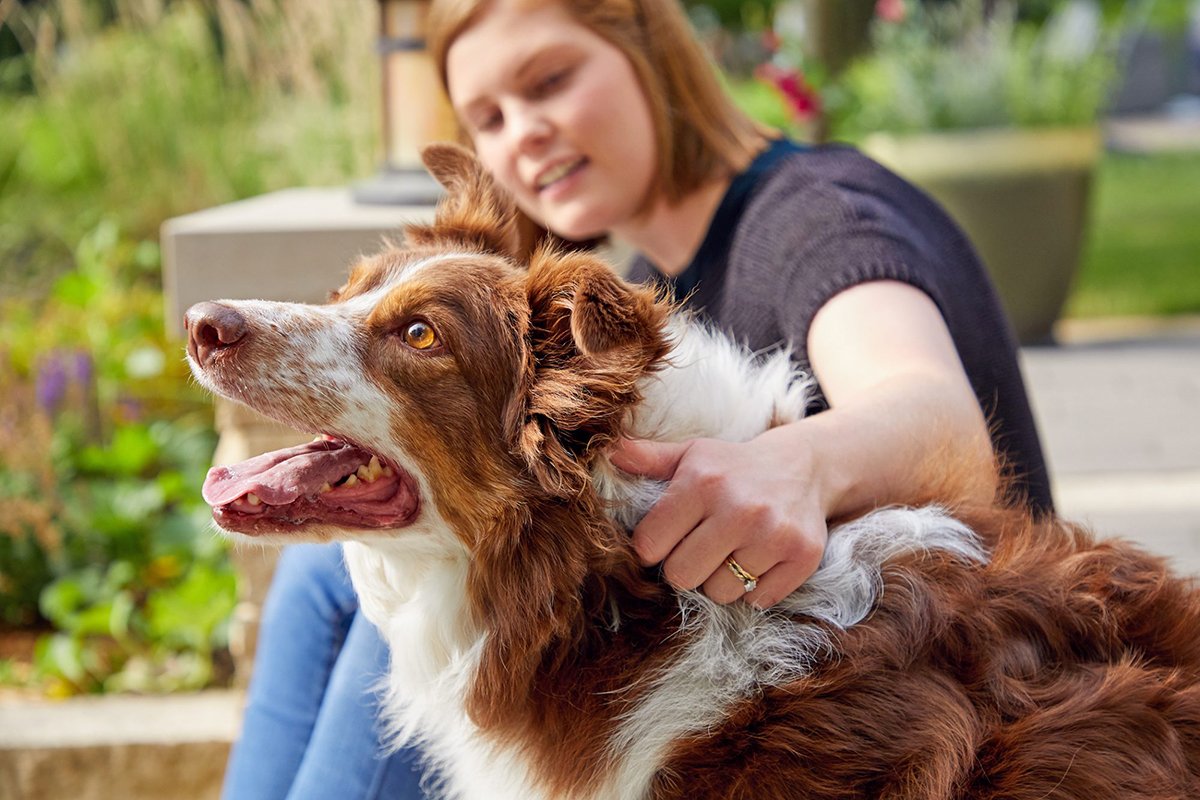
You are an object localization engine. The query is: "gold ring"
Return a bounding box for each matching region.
[725,557,759,593]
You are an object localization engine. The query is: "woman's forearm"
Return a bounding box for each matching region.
[781,371,997,523]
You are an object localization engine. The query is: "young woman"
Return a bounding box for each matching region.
[221,0,1052,796]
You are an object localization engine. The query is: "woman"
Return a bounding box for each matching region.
[221,0,1052,796]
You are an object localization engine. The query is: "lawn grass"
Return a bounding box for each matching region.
[1067,150,1200,319]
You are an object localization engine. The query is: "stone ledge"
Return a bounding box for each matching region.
[0,690,242,800]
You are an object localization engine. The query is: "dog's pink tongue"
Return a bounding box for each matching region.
[202,440,371,506]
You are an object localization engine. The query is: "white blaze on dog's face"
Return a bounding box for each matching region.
[186,249,534,547]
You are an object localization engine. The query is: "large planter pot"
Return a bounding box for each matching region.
[862,127,1102,344]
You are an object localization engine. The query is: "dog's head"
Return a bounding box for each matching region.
[186,144,670,549]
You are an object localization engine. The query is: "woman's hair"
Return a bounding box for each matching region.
[428,0,769,205]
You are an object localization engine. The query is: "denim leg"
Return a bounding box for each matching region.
[287,608,430,800]
[220,542,430,800]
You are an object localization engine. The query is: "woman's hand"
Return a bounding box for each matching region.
[610,282,997,608]
[610,425,832,608]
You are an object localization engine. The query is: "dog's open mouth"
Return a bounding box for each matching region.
[201,437,419,536]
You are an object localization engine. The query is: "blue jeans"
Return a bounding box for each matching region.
[221,543,430,800]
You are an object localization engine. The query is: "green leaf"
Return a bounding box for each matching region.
[39,576,87,628]
[72,603,117,637]
[51,270,100,308]
[110,480,167,521]
[145,563,236,651]
[108,591,136,641]
[36,634,87,685]
[108,425,162,475]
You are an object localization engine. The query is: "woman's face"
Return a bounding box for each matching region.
[446,1,658,241]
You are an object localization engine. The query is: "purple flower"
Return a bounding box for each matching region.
[33,348,94,414]
[35,353,68,412]
[72,351,93,386]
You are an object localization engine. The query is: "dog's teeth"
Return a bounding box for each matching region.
[354,456,384,483]
[320,482,332,494]
[344,474,359,487]
[382,466,394,478]
[247,493,261,506]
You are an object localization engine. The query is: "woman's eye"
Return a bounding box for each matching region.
[530,68,569,98]
[401,321,439,351]
[475,109,502,133]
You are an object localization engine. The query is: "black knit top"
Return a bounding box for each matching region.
[628,139,1053,513]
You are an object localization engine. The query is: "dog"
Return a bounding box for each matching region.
[186,144,1200,799]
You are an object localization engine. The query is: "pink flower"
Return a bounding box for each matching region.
[756,63,822,122]
[875,0,906,23]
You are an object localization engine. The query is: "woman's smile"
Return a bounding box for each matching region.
[534,156,587,192]
[535,156,589,199]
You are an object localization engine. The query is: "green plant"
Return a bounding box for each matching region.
[685,0,778,32]
[0,0,378,299]
[764,0,1122,140]
[0,216,231,695]
[0,0,381,695]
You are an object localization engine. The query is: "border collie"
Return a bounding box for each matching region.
[186,144,1200,800]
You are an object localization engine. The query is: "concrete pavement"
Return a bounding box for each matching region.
[1023,317,1200,575]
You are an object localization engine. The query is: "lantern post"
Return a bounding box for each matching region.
[355,0,458,204]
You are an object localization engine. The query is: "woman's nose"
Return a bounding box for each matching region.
[508,104,553,154]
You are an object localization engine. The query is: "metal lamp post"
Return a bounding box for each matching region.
[355,0,458,205]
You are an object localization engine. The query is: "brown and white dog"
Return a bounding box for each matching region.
[187,145,1200,800]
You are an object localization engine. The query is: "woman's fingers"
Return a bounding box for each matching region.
[614,434,829,607]
[609,438,688,481]
[701,548,773,605]
[661,518,771,594]
[739,556,824,609]
[614,440,705,566]
[697,530,825,607]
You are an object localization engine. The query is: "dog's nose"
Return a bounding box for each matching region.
[185,302,249,367]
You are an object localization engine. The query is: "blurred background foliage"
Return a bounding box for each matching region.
[1,0,1199,695]
[0,0,378,695]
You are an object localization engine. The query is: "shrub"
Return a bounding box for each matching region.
[1,0,378,694]
[0,218,231,694]
[763,0,1121,140]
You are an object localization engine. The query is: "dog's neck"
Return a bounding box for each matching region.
[455,320,814,731]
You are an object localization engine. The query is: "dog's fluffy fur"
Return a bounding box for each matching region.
[187,144,1200,799]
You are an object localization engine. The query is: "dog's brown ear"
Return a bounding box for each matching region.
[511,250,671,497]
[407,143,536,260]
[526,249,669,360]
[421,141,482,195]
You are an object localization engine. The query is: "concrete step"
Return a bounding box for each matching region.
[0,691,241,800]
[1024,319,1200,577]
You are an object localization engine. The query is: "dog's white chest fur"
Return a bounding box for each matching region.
[344,318,983,800]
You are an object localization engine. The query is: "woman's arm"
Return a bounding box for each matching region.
[611,280,996,608]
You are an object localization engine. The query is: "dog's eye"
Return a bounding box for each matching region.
[402,320,439,351]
